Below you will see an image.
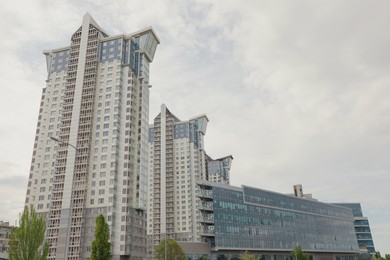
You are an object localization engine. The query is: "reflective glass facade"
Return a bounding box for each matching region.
[334,203,376,254]
[198,181,359,257]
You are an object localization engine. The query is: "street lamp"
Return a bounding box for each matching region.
[50,136,77,150]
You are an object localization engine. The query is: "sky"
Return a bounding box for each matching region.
[0,0,389,254]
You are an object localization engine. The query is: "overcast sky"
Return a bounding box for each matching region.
[0,0,389,254]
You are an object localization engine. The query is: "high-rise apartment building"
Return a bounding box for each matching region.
[24,13,159,260]
[147,105,233,247]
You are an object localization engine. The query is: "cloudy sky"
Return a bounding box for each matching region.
[1,0,389,254]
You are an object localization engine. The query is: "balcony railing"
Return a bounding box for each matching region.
[200,226,215,237]
[198,202,213,211]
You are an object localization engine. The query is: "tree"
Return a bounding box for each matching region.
[358,253,371,260]
[8,205,49,260]
[291,245,310,260]
[241,250,257,260]
[154,238,185,260]
[91,214,111,260]
[373,252,383,260]
[372,252,390,260]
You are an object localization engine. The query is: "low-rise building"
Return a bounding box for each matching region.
[195,181,359,260]
[0,221,13,259]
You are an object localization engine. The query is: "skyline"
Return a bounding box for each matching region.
[0,0,389,254]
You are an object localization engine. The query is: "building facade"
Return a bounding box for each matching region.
[333,203,376,255]
[206,155,233,184]
[25,13,159,260]
[0,221,12,259]
[197,181,360,260]
[147,105,233,247]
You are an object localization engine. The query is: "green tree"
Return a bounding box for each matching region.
[154,238,185,260]
[8,205,49,260]
[241,250,257,260]
[291,245,310,260]
[358,253,371,260]
[384,254,390,260]
[91,214,111,260]
[373,252,383,260]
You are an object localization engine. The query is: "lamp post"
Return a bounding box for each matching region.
[50,136,77,150]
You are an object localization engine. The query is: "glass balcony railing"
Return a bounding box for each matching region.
[199,202,213,211]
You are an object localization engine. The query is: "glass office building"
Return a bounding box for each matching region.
[197,181,359,260]
[333,203,376,254]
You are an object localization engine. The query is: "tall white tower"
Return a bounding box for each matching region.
[25,14,159,260]
[146,105,233,249]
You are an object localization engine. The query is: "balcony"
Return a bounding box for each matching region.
[197,190,213,199]
[200,215,214,224]
[198,202,213,212]
[199,226,215,237]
